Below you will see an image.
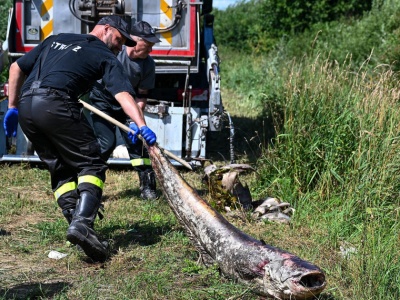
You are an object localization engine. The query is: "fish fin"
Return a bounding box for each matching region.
[198,248,216,266]
[184,228,216,266]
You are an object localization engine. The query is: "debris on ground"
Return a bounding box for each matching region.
[339,243,358,259]
[203,163,255,211]
[203,164,294,224]
[48,250,68,260]
[251,197,295,224]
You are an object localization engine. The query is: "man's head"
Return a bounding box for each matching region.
[128,21,161,59]
[96,15,136,54]
[131,21,161,44]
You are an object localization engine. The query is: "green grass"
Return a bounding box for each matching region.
[3,53,400,298]
[0,165,264,299]
[219,39,400,298]
[1,52,400,300]
[2,5,400,298]
[2,1,400,299]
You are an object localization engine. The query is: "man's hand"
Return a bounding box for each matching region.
[3,108,19,137]
[128,122,139,144]
[140,126,157,146]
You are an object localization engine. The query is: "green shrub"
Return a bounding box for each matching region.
[261,0,372,37]
[214,0,373,53]
[0,0,12,41]
[247,54,400,298]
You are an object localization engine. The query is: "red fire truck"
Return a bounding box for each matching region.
[0,0,234,167]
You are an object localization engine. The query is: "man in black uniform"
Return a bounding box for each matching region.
[3,15,157,262]
[89,21,161,200]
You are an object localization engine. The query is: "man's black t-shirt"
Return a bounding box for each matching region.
[17,33,135,99]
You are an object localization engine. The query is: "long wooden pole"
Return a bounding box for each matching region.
[79,100,193,170]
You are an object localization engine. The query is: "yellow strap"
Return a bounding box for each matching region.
[78,175,104,190]
[130,158,151,167]
[54,181,77,200]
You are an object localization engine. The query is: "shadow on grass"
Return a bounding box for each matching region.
[104,180,208,202]
[0,229,11,236]
[0,282,71,300]
[206,114,275,165]
[101,219,174,252]
[102,188,141,203]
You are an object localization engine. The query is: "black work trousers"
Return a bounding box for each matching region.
[18,89,108,198]
[91,110,151,172]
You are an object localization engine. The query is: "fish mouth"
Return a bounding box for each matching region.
[261,269,327,299]
[290,271,327,296]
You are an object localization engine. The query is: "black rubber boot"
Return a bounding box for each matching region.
[66,192,108,262]
[57,191,78,224]
[139,170,157,200]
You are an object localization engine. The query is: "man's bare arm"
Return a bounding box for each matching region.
[135,88,148,111]
[8,62,26,109]
[114,91,146,127]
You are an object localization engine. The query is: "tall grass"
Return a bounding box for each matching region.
[225,49,400,298]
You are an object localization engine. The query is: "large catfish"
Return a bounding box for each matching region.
[79,100,327,299]
[148,146,327,300]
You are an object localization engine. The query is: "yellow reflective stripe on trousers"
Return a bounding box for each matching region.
[78,175,104,190]
[130,158,151,167]
[54,181,77,200]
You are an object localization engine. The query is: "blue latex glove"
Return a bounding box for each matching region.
[127,122,139,144]
[140,126,157,146]
[3,108,19,137]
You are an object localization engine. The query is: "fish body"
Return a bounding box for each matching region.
[149,146,326,299]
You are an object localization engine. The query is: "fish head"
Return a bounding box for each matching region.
[260,254,327,299]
